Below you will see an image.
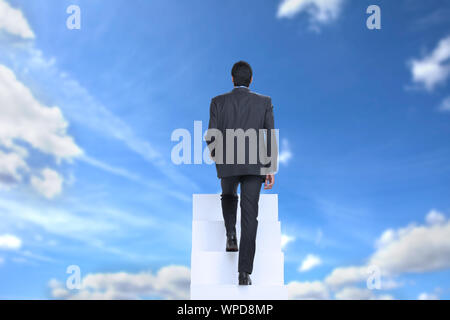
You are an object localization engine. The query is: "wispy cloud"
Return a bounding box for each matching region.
[409,35,450,91]
[298,253,322,272]
[418,290,440,300]
[0,192,192,262]
[279,139,293,165]
[438,96,450,112]
[0,5,195,200]
[277,0,345,30]
[17,48,197,193]
[281,233,295,249]
[0,195,156,260]
[79,155,190,202]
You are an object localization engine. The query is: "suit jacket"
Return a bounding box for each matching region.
[206,86,277,179]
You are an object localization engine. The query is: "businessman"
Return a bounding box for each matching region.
[206,61,277,285]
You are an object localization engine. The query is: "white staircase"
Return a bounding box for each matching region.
[190,194,288,300]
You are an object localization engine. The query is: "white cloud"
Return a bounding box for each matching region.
[328,210,450,285]
[278,139,292,165]
[288,280,330,299]
[369,212,450,274]
[289,210,450,299]
[325,265,368,289]
[0,64,82,196]
[438,96,450,112]
[49,265,190,300]
[425,209,446,225]
[288,278,396,300]
[410,36,450,91]
[334,287,393,300]
[0,149,28,188]
[378,278,402,290]
[281,233,295,249]
[326,210,450,290]
[277,0,344,29]
[375,228,396,248]
[418,291,439,300]
[0,65,83,160]
[30,168,63,199]
[0,0,34,39]
[299,254,322,272]
[0,234,22,250]
[324,265,400,291]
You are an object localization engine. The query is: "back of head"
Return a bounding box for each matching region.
[231,61,253,87]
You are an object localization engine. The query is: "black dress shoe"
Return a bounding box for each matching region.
[238,272,252,285]
[226,233,238,252]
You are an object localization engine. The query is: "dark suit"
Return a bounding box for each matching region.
[206,86,277,274]
[207,86,277,178]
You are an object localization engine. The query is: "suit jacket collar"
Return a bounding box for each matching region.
[232,86,250,92]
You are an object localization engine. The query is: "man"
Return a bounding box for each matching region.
[206,61,277,285]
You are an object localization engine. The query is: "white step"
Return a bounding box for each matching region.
[193,194,278,222]
[192,220,281,252]
[191,284,288,300]
[191,251,284,285]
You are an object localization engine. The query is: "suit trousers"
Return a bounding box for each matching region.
[220,175,264,274]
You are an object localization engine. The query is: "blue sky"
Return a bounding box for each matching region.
[0,0,449,300]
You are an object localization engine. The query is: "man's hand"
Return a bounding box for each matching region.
[264,174,275,190]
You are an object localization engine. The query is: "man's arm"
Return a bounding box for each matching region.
[263,98,277,189]
[264,98,275,131]
[206,98,217,160]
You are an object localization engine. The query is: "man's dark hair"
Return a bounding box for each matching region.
[231,61,253,87]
